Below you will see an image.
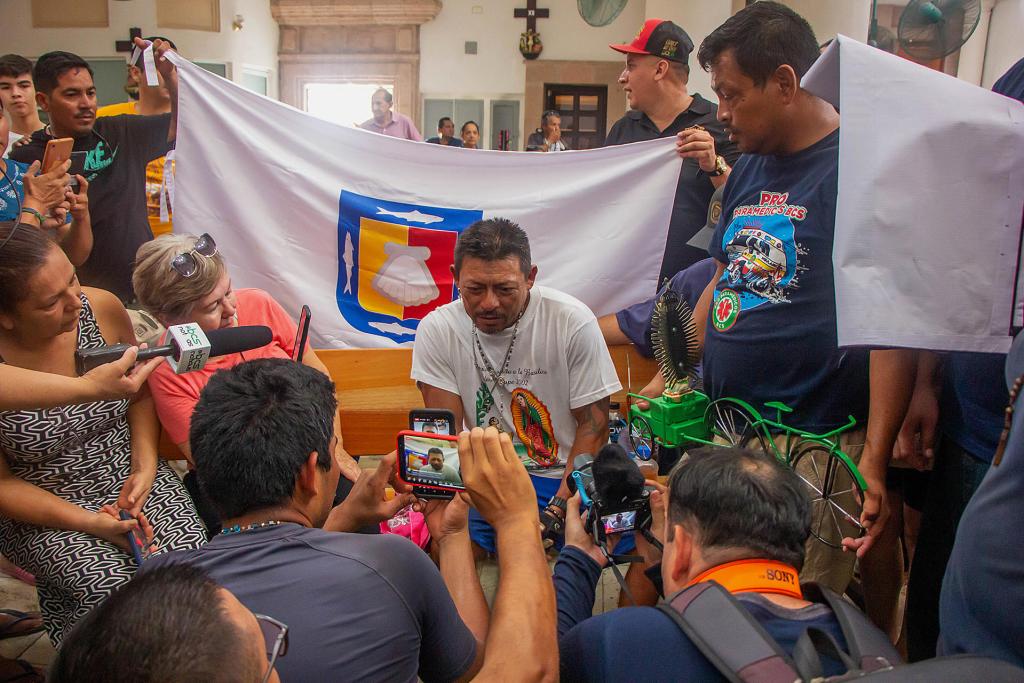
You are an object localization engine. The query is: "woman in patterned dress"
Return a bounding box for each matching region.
[0,223,206,645]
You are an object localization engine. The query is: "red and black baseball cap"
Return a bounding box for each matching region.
[610,19,694,64]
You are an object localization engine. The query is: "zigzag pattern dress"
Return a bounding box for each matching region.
[0,294,206,646]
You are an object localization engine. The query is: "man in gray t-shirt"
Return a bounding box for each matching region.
[146,359,481,682]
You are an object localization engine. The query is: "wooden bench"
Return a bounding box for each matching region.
[318,344,657,455]
[159,344,658,458]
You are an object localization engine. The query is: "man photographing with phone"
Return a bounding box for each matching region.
[146,358,557,681]
[10,38,178,304]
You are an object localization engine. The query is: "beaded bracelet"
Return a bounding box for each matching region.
[19,206,44,225]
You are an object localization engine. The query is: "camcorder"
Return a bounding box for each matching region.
[568,443,658,549]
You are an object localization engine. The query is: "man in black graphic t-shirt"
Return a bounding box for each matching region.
[12,45,177,303]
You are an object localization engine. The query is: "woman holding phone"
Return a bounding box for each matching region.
[132,234,362,532]
[0,223,205,645]
[0,96,92,265]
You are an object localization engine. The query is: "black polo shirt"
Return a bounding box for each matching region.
[605,94,738,286]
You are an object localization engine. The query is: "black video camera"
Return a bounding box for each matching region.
[568,443,655,547]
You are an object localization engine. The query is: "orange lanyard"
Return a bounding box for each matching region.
[687,559,803,599]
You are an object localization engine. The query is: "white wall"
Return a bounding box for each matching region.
[780,0,872,43]
[982,0,1024,87]
[644,0,732,101]
[0,0,278,97]
[419,0,644,98]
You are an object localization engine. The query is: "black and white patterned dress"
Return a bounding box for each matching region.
[0,294,206,646]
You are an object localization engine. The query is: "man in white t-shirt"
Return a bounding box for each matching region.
[412,218,621,551]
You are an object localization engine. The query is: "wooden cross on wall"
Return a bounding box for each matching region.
[115,27,143,55]
[514,0,549,33]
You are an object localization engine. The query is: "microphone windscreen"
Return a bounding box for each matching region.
[206,325,273,357]
[592,443,646,505]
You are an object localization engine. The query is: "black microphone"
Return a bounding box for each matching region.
[75,325,273,375]
[592,443,647,506]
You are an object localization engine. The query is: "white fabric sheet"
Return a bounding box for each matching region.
[804,36,1024,352]
[166,54,681,348]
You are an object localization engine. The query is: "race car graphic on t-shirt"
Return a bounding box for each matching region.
[724,226,790,302]
[715,191,806,327]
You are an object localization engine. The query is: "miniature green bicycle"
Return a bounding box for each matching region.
[623,289,866,549]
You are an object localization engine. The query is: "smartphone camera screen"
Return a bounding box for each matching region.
[411,417,451,435]
[402,435,464,489]
[601,510,637,535]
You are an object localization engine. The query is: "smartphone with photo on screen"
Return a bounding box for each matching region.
[396,430,463,500]
[408,409,456,436]
[292,305,311,363]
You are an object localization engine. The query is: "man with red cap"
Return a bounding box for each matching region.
[606,19,739,285]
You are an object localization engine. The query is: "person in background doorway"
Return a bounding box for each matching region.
[526,110,567,152]
[359,88,422,141]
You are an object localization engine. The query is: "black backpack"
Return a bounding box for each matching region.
[656,581,1024,682]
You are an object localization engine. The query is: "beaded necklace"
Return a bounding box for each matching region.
[472,301,528,419]
[220,520,286,535]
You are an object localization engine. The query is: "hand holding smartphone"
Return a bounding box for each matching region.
[119,509,148,568]
[42,138,74,173]
[396,430,464,500]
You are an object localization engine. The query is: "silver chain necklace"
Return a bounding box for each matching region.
[472,303,527,418]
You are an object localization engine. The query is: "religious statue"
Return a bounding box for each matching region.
[519,29,544,60]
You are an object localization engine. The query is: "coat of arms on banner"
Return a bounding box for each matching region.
[337,191,483,342]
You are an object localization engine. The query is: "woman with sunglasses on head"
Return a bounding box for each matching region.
[132,234,363,532]
[0,221,206,646]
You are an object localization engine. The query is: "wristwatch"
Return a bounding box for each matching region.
[545,495,567,518]
[707,155,729,177]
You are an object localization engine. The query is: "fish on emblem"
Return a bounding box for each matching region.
[375,207,445,224]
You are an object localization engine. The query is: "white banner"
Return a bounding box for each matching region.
[168,55,680,348]
[804,36,1024,353]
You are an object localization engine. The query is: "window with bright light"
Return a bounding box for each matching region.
[303,82,394,128]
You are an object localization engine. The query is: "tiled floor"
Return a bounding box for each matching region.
[0,573,54,670]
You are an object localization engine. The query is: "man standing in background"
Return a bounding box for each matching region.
[360,88,422,141]
[97,36,178,238]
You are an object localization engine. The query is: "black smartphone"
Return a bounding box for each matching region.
[397,430,463,500]
[292,305,311,363]
[408,409,456,436]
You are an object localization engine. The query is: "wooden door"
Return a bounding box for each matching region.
[544,84,607,150]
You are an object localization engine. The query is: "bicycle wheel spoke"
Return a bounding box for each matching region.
[791,443,865,548]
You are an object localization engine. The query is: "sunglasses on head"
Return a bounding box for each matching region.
[169,233,218,278]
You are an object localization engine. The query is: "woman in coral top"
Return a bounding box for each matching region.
[132,233,361,532]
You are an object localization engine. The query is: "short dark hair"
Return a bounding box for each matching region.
[0,54,33,80]
[33,51,94,95]
[541,110,560,125]
[50,564,262,683]
[438,116,453,129]
[373,87,393,105]
[0,222,60,314]
[427,447,444,457]
[190,358,337,519]
[697,1,819,86]
[454,218,532,278]
[667,447,810,569]
[146,36,178,50]
[461,120,479,134]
